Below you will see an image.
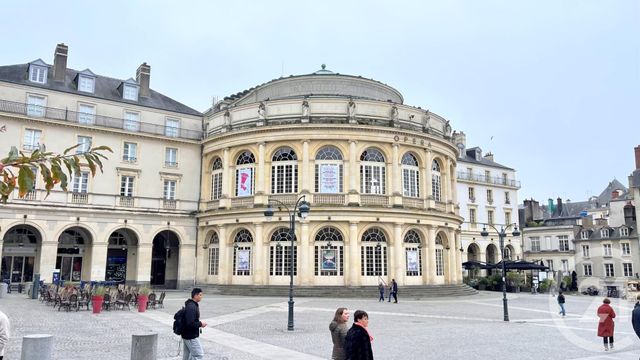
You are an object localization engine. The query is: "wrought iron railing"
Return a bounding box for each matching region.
[456,171,521,188]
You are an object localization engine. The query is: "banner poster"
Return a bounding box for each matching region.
[236,168,253,197]
[322,249,337,270]
[237,249,250,271]
[406,250,419,272]
[319,164,339,193]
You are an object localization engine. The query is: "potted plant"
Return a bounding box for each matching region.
[478,277,489,291]
[92,286,106,314]
[137,287,151,312]
[507,272,525,293]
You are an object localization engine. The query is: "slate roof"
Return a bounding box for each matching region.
[632,170,640,188]
[457,147,514,170]
[597,179,629,205]
[0,62,202,117]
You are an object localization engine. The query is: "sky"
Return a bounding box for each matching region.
[2,0,639,203]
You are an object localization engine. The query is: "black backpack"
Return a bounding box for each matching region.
[173,307,186,335]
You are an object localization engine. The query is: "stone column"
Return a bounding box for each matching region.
[38,241,58,283]
[253,223,265,285]
[393,223,404,284]
[89,242,108,282]
[131,332,158,360]
[221,148,230,208]
[391,144,402,207]
[427,226,437,284]
[348,140,359,205]
[425,150,433,208]
[256,142,267,205]
[217,226,229,284]
[21,334,53,360]
[178,244,195,288]
[450,160,458,206]
[348,221,359,286]
[301,140,310,194]
[299,221,311,285]
[454,230,462,284]
[135,244,152,285]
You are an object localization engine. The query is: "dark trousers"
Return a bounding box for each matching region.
[379,292,385,301]
[602,336,613,345]
[389,291,397,302]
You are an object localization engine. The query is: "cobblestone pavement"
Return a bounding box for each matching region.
[2,290,640,359]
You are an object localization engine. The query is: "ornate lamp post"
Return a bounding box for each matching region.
[480,223,520,322]
[264,195,310,331]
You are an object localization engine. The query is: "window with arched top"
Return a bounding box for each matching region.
[314,227,344,276]
[269,228,297,276]
[360,148,386,195]
[431,160,441,201]
[235,151,255,197]
[360,228,387,276]
[315,146,344,193]
[271,147,298,194]
[208,232,219,275]
[435,233,444,276]
[211,157,223,200]
[404,230,422,276]
[402,153,420,198]
[233,229,253,276]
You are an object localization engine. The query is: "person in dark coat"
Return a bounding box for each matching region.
[557,291,566,316]
[377,283,385,302]
[388,279,398,303]
[631,295,640,340]
[182,288,208,359]
[329,307,349,360]
[344,310,373,360]
[597,297,616,351]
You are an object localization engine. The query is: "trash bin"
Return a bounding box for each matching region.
[0,283,7,298]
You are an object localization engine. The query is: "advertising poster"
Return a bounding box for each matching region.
[236,168,253,197]
[237,249,250,271]
[322,249,337,270]
[406,250,418,272]
[319,164,339,193]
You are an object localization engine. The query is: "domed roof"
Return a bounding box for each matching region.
[313,64,334,75]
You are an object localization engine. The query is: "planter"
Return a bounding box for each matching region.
[137,295,148,312]
[92,296,103,314]
[478,284,486,291]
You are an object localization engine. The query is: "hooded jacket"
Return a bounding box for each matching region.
[329,320,348,360]
[181,298,202,340]
[632,302,640,339]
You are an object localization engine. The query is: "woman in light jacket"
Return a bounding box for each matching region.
[329,307,350,360]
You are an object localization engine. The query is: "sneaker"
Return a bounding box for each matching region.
[610,345,614,350]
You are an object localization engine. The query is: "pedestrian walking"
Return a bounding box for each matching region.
[388,279,398,303]
[329,307,350,360]
[181,288,208,360]
[631,295,640,343]
[344,310,373,360]
[0,310,9,360]
[597,297,616,351]
[377,282,385,302]
[557,291,566,316]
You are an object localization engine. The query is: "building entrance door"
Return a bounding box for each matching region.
[1,256,35,283]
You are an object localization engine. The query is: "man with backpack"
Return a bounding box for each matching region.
[178,288,207,359]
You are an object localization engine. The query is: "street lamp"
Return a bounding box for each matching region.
[263,195,310,331]
[480,223,520,322]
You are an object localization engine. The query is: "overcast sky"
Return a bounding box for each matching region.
[3,1,638,203]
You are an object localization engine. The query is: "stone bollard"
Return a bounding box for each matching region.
[21,334,53,360]
[131,331,158,360]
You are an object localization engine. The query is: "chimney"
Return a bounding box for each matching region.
[484,152,494,162]
[136,62,151,97]
[635,146,640,170]
[595,218,608,227]
[611,190,619,200]
[53,43,68,82]
[556,197,563,216]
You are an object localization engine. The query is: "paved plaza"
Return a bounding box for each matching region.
[2,290,640,359]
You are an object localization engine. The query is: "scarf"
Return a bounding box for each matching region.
[355,322,373,343]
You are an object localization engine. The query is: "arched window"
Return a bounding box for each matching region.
[360,228,387,276]
[233,229,253,276]
[314,227,344,276]
[431,160,441,201]
[404,230,422,276]
[57,228,89,282]
[208,232,219,275]
[271,147,298,194]
[503,245,513,261]
[435,233,444,276]
[269,228,297,276]
[402,153,420,198]
[235,151,255,197]
[360,148,386,195]
[315,146,343,193]
[211,157,223,200]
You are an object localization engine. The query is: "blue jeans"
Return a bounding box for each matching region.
[183,338,204,360]
[559,303,565,316]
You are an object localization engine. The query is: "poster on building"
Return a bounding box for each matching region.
[319,164,339,193]
[406,250,419,272]
[322,249,337,271]
[237,249,250,271]
[236,168,253,197]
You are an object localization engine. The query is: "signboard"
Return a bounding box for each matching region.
[236,168,253,197]
[406,250,419,272]
[52,270,60,285]
[319,164,339,193]
[105,256,127,283]
[237,249,250,271]
[321,249,337,271]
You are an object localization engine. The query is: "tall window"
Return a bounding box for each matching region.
[469,208,477,226]
[435,234,445,276]
[580,230,590,240]
[360,148,386,195]
[487,210,494,225]
[72,171,89,193]
[78,104,96,124]
[401,153,420,198]
[624,263,633,277]
[604,263,614,277]
[504,211,511,225]
[78,75,95,93]
[165,118,179,137]
[582,245,590,257]
[76,136,92,154]
[208,232,219,276]
[603,244,612,257]
[210,157,223,200]
[561,259,569,272]
[315,146,343,193]
[404,230,422,276]
[165,148,178,167]
[120,176,134,197]
[360,228,387,276]
[123,142,137,162]
[123,84,139,101]
[583,264,592,276]
[235,151,255,197]
[558,236,569,252]
[269,228,297,276]
[233,229,252,276]
[547,260,554,272]
[29,66,47,84]
[530,237,540,252]
[23,129,42,151]
[27,94,46,117]
[600,229,609,238]
[505,191,511,204]
[124,111,140,132]
[486,189,493,203]
[622,243,631,255]
[468,187,475,201]
[163,180,176,200]
[271,147,298,194]
[620,228,629,237]
[431,160,441,201]
[314,227,344,276]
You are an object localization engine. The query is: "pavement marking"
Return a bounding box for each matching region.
[524,321,637,336]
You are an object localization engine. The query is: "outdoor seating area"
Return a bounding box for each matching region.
[38,283,166,312]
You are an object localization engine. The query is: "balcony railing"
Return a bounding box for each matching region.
[0,99,202,140]
[163,199,177,209]
[402,197,423,209]
[71,192,88,204]
[231,196,254,207]
[361,194,389,207]
[313,194,346,205]
[268,194,298,205]
[165,161,178,168]
[119,196,134,207]
[456,171,521,188]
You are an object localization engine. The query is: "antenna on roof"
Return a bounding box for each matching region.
[281,61,284,78]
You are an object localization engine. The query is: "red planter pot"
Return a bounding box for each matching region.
[92,296,103,314]
[137,295,148,312]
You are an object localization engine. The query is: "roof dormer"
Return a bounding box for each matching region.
[27,59,50,84]
[76,69,96,93]
[119,78,139,101]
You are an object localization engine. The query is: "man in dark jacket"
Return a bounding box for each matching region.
[632,295,640,340]
[344,310,373,360]
[388,279,398,303]
[182,288,207,359]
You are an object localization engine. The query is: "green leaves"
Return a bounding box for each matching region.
[0,144,112,203]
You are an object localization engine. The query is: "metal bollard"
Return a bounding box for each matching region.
[131,332,158,360]
[21,334,54,360]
